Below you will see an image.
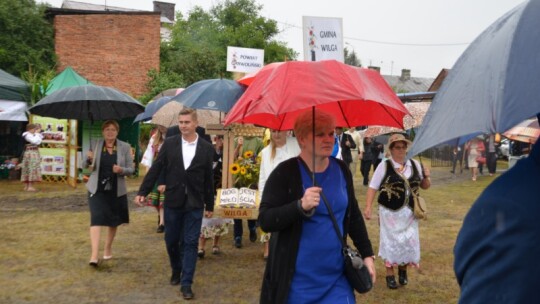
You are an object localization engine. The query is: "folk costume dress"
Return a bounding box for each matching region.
[20,131,43,183]
[369,158,425,268]
[141,135,165,208]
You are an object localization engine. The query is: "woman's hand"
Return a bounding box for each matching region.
[363,207,372,220]
[363,256,377,284]
[157,185,166,193]
[423,166,431,178]
[134,195,146,207]
[112,164,123,174]
[301,186,322,211]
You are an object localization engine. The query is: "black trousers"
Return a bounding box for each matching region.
[360,159,376,185]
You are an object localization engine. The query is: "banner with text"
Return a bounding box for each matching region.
[302,16,344,62]
[226,46,265,73]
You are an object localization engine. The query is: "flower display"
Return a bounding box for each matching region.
[229,150,260,188]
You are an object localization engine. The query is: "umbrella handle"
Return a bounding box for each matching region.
[312,107,316,185]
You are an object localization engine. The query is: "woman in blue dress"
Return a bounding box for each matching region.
[259,110,376,304]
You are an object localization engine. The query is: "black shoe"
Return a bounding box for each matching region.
[197,249,205,259]
[181,285,194,300]
[156,225,165,233]
[249,229,257,243]
[386,275,398,289]
[398,269,408,285]
[234,237,242,248]
[170,271,181,286]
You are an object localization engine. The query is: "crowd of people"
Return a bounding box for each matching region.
[24,105,530,302]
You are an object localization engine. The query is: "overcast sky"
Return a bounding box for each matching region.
[39,0,525,78]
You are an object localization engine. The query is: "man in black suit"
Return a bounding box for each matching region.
[135,108,214,300]
[167,125,211,143]
[335,127,356,169]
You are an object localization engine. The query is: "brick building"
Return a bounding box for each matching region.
[46,6,162,97]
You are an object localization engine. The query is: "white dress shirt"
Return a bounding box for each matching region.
[182,134,198,169]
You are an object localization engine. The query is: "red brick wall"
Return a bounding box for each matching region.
[54,13,160,98]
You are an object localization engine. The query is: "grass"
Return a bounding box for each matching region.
[0,162,505,303]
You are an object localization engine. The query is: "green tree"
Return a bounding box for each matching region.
[162,0,296,85]
[344,47,361,67]
[0,0,56,77]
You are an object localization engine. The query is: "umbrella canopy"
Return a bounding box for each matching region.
[503,118,539,143]
[151,101,221,128]
[237,62,285,86]
[409,0,540,157]
[29,85,144,121]
[133,96,173,123]
[171,79,246,112]
[364,101,431,137]
[224,60,408,130]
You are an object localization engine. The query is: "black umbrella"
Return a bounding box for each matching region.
[29,85,144,121]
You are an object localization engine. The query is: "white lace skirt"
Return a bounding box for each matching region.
[200,218,233,239]
[378,205,420,267]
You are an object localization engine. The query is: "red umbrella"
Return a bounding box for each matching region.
[225,60,408,130]
[237,62,285,86]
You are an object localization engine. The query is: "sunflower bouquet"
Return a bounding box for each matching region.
[229,150,261,189]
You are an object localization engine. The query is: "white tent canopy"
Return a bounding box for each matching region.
[0,100,28,121]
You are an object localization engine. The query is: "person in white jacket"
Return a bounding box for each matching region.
[258,130,300,259]
[20,123,43,191]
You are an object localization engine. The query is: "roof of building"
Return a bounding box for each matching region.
[56,1,172,23]
[382,74,434,94]
[62,0,141,12]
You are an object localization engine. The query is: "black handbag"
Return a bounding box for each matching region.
[299,159,373,293]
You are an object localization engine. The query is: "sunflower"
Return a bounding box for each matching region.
[230,164,240,174]
[240,167,247,175]
[243,150,254,159]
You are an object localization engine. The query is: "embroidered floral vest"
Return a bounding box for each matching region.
[377,159,421,210]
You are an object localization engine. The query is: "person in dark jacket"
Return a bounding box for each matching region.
[258,110,375,303]
[335,126,356,169]
[135,108,214,300]
[454,132,540,303]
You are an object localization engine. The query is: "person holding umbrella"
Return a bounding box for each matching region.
[364,133,431,289]
[258,110,375,303]
[85,120,135,267]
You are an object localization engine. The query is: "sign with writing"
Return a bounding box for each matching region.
[226,46,265,73]
[302,16,344,62]
[216,187,259,208]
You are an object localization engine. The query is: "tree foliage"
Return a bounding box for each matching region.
[0,0,56,77]
[161,0,297,85]
[344,47,361,67]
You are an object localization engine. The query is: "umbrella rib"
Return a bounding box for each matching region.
[337,101,351,127]
[378,102,404,128]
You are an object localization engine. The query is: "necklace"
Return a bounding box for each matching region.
[103,141,116,152]
[396,160,407,174]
